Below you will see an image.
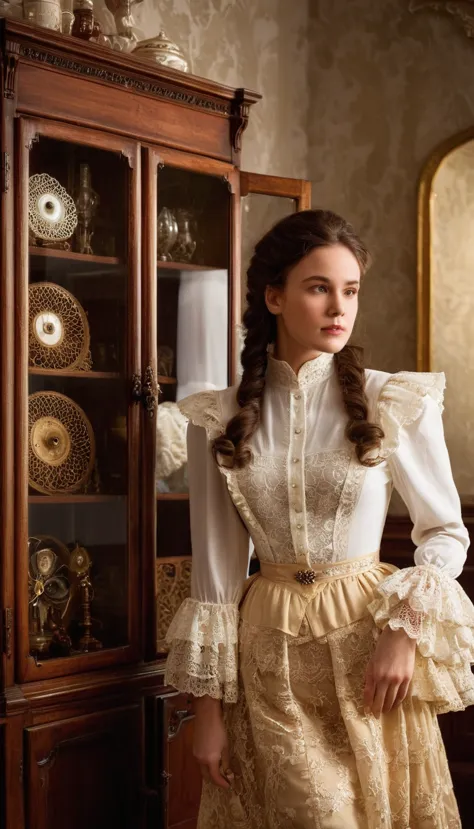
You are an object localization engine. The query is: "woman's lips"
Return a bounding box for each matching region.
[321,326,345,336]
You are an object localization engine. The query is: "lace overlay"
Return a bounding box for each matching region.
[234,455,291,562]
[197,615,461,829]
[266,351,334,390]
[368,564,474,665]
[234,449,364,565]
[164,598,239,702]
[178,390,225,441]
[374,371,445,461]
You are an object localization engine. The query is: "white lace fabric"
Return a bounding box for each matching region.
[368,564,474,664]
[166,364,471,705]
[372,371,445,461]
[164,598,239,702]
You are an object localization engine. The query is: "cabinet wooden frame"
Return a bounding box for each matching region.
[14,115,142,682]
[0,17,315,829]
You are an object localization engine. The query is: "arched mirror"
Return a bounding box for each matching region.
[418,130,474,503]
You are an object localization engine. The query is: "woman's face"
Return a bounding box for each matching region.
[265,243,361,354]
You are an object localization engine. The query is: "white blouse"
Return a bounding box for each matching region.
[165,352,473,702]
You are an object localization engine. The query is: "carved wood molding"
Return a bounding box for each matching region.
[16,42,233,115]
[410,1,474,38]
[2,39,19,99]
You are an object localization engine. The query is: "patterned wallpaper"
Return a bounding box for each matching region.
[94,0,310,178]
[431,141,474,498]
[308,0,474,374]
[93,0,474,499]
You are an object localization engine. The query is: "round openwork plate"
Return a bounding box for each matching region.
[29,282,91,371]
[28,392,95,495]
[29,174,78,243]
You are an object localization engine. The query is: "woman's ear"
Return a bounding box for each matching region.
[265,285,283,316]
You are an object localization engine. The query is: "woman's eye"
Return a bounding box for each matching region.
[310,285,327,293]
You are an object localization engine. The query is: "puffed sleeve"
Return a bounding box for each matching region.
[164,391,250,703]
[367,373,474,714]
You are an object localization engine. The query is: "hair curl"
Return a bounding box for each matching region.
[213,209,384,468]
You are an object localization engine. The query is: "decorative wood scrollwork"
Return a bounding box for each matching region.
[231,88,251,153]
[17,44,232,114]
[142,365,158,418]
[131,373,142,403]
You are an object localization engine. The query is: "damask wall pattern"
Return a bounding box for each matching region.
[431,141,474,499]
[97,0,474,501]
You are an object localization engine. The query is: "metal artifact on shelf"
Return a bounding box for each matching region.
[74,162,100,255]
[28,534,72,658]
[69,543,102,652]
[28,173,78,249]
[28,391,96,495]
[29,282,92,371]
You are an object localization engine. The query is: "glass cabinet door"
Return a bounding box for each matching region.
[16,119,141,680]
[240,172,311,304]
[144,148,236,656]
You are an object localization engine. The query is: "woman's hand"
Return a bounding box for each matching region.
[363,625,417,718]
[193,695,233,789]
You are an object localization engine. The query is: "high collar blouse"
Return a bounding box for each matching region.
[164,353,473,705]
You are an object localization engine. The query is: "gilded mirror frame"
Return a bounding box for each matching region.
[417,126,474,370]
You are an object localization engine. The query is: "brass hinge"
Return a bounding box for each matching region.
[2,151,10,194]
[3,607,13,656]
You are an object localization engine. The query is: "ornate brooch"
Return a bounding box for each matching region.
[295,569,317,585]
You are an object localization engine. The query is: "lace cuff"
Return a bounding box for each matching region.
[164,598,239,703]
[368,565,474,713]
[368,565,474,662]
[373,371,445,462]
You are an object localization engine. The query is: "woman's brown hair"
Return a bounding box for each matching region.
[213,209,384,468]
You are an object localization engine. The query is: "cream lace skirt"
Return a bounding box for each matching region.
[198,554,462,829]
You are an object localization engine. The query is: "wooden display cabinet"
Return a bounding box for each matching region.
[0,18,310,829]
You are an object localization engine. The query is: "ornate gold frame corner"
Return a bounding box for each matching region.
[417,127,474,371]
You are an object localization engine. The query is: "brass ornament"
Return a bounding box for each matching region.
[295,569,317,585]
[28,173,78,244]
[29,282,91,371]
[28,535,72,657]
[28,392,95,494]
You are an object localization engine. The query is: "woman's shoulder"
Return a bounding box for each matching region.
[364,369,446,459]
[177,385,238,439]
[364,368,445,406]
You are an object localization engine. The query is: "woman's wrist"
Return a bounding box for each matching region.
[194,694,223,713]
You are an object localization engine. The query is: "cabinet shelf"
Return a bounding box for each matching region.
[156,493,189,501]
[29,247,121,266]
[158,376,177,385]
[28,494,125,504]
[29,368,121,380]
[157,260,223,272]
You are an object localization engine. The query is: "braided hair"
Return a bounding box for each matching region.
[213,209,383,468]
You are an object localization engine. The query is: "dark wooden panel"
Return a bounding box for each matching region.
[25,705,142,829]
[146,692,201,829]
[17,64,231,162]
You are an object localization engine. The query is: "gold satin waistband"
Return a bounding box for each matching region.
[259,552,380,592]
[240,551,395,637]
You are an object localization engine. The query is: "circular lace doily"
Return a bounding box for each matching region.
[28,392,95,494]
[29,174,78,242]
[29,282,91,371]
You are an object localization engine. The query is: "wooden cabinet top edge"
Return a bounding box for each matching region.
[1,18,261,115]
[16,658,167,709]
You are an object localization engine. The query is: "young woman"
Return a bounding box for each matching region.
[165,209,474,829]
